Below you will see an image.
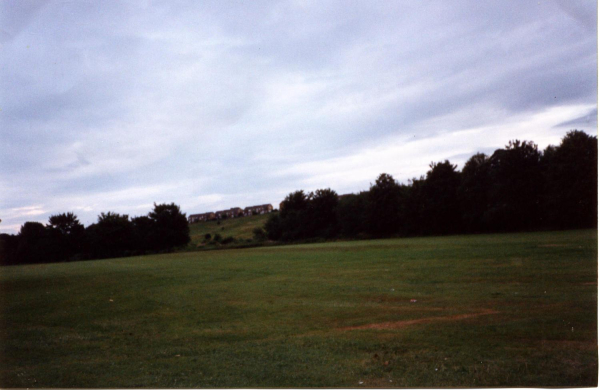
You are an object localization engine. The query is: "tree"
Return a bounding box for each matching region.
[15,222,55,264]
[366,173,403,237]
[459,153,491,232]
[0,234,20,265]
[47,212,85,261]
[417,161,462,235]
[147,203,190,251]
[86,212,135,259]
[544,130,598,228]
[278,190,311,241]
[487,140,543,231]
[337,192,368,237]
[131,215,154,253]
[264,213,283,240]
[401,177,424,235]
[307,188,339,238]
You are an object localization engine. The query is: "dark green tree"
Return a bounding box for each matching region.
[0,233,20,265]
[459,153,492,232]
[131,215,154,253]
[544,130,598,228]
[487,140,543,231]
[264,213,283,240]
[337,192,368,237]
[366,173,403,237]
[15,222,55,264]
[86,212,135,259]
[278,190,311,241]
[47,212,85,261]
[307,188,339,238]
[420,161,462,235]
[402,177,425,235]
[148,203,190,251]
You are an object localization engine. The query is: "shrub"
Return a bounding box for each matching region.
[253,227,268,242]
[221,236,235,245]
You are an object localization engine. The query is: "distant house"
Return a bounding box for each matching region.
[215,207,243,219]
[188,212,216,224]
[243,204,273,216]
[188,204,271,223]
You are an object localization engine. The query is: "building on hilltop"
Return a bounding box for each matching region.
[188,212,216,223]
[229,207,243,217]
[188,205,271,223]
[215,207,243,219]
[243,204,273,216]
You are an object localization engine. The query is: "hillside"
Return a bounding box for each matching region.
[188,213,271,247]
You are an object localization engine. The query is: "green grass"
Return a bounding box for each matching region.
[1,229,597,387]
[188,213,271,247]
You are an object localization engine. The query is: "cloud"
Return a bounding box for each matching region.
[5,205,46,218]
[554,107,598,129]
[273,103,596,192]
[1,205,47,233]
[0,0,596,233]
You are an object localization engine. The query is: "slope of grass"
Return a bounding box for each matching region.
[1,229,597,387]
[188,213,271,247]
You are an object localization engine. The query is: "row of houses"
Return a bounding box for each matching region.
[188,204,273,223]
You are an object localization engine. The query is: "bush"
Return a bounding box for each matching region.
[204,233,211,240]
[221,236,235,245]
[253,227,268,242]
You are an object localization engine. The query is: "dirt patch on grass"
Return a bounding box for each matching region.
[539,339,597,351]
[341,309,500,330]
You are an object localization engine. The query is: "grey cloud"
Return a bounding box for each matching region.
[0,0,49,43]
[553,0,597,33]
[0,0,596,233]
[555,107,598,128]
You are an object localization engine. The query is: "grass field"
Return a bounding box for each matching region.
[0,229,597,387]
[188,213,270,247]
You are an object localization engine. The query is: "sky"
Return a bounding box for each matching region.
[0,0,597,233]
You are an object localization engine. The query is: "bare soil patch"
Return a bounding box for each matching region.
[341,309,500,330]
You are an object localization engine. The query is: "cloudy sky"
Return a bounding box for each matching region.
[1,0,597,233]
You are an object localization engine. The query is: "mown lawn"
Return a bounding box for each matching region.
[0,229,597,387]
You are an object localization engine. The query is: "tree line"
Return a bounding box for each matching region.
[0,203,190,266]
[265,130,597,241]
[1,130,595,265]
